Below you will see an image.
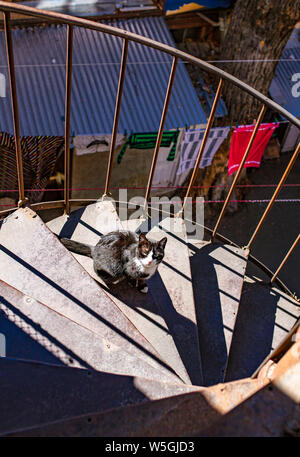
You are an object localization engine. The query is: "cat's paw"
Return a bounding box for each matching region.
[139,285,148,294]
[111,278,122,284]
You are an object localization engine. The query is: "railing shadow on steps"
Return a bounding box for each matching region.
[189,244,228,387]
[57,206,104,240]
[0,294,95,369]
[79,259,203,385]
[0,1,299,377]
[0,1,299,290]
[0,243,184,381]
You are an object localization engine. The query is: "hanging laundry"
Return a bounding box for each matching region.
[152,128,185,190]
[177,126,230,175]
[117,130,180,164]
[0,132,64,203]
[73,134,126,156]
[228,122,279,176]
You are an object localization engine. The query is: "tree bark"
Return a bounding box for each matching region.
[220,0,300,124]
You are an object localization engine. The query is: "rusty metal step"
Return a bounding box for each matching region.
[137,217,204,385]
[47,200,123,244]
[189,240,249,386]
[92,276,191,384]
[48,208,190,384]
[2,372,268,437]
[199,360,300,437]
[225,276,300,382]
[0,280,183,383]
[0,357,202,437]
[0,207,181,384]
[119,217,143,232]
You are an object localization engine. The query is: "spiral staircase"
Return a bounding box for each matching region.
[0,2,299,437]
[0,200,299,437]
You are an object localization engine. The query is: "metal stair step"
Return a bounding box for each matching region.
[198,360,300,437]
[47,200,123,244]
[189,240,249,386]
[0,207,180,384]
[3,373,267,437]
[0,280,181,383]
[119,217,143,232]
[142,217,204,385]
[118,215,192,384]
[225,276,300,381]
[93,276,191,384]
[48,209,190,384]
[0,357,203,436]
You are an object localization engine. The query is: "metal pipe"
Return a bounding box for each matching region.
[104,38,128,197]
[211,104,267,242]
[270,234,300,284]
[64,24,73,215]
[3,12,26,207]
[144,56,178,208]
[247,141,300,249]
[180,78,223,214]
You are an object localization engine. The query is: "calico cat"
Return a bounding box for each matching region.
[60,231,167,294]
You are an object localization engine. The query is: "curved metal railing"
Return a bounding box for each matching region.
[0,1,299,289]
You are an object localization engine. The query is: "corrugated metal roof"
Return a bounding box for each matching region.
[269,27,300,118]
[0,16,207,136]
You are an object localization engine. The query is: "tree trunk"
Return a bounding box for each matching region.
[220,0,300,124]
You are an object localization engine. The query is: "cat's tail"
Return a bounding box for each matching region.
[60,237,93,258]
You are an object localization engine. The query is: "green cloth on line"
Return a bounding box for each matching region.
[117,130,180,164]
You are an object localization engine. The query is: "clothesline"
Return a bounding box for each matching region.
[1,183,300,192]
[1,199,300,208]
[1,58,298,69]
[111,122,284,186]
[148,199,300,204]
[0,121,293,204]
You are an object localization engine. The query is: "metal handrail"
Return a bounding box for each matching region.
[270,233,300,284]
[0,1,300,289]
[0,2,299,129]
[104,38,128,197]
[0,197,295,296]
[180,78,223,214]
[144,56,178,209]
[3,12,26,208]
[211,105,267,242]
[247,141,300,249]
[64,24,73,215]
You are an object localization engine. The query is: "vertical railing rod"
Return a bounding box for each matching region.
[247,140,300,249]
[3,12,26,207]
[104,38,128,197]
[144,56,178,209]
[211,104,267,242]
[180,78,223,214]
[270,234,300,284]
[64,24,73,215]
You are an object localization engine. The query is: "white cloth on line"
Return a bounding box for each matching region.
[177,127,230,175]
[152,128,186,192]
[73,134,126,156]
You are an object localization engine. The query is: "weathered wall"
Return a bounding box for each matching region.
[70,128,248,214]
[71,144,154,203]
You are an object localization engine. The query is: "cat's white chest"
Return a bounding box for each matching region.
[140,251,157,278]
[143,261,157,278]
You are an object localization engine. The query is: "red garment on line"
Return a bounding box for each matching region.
[228,123,279,176]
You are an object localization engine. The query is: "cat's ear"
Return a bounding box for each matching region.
[138,233,147,245]
[158,237,167,250]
